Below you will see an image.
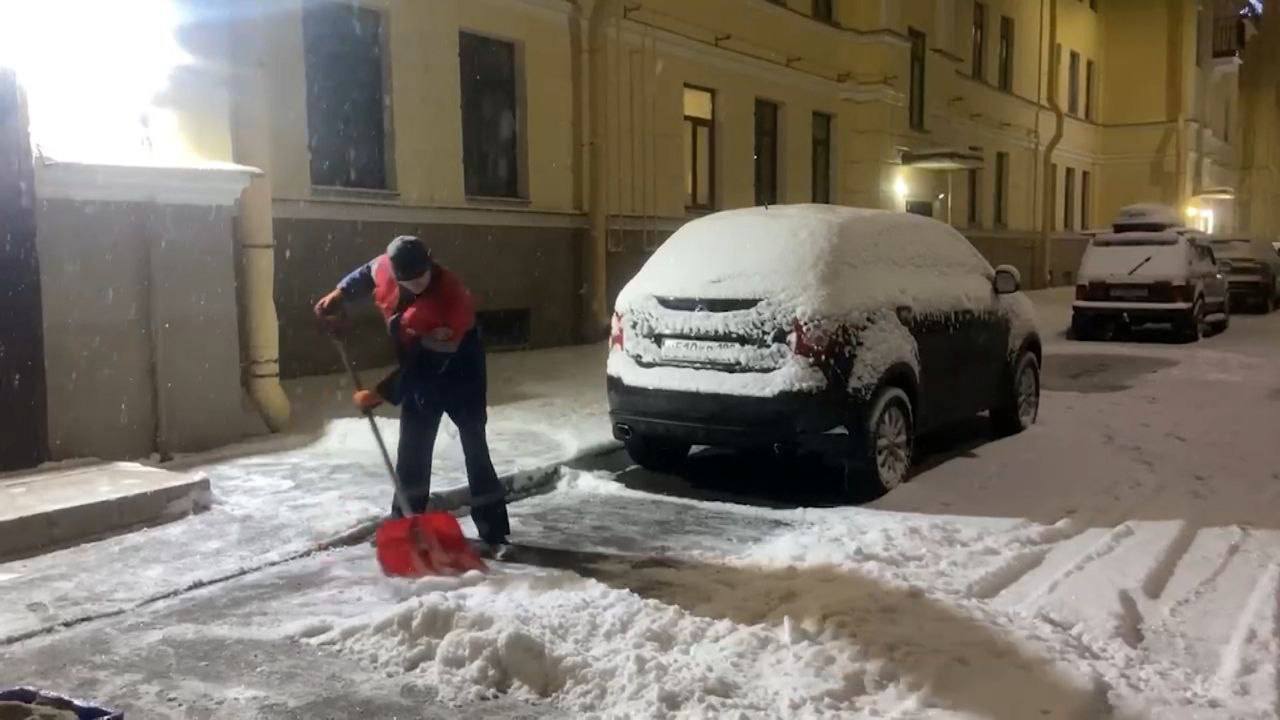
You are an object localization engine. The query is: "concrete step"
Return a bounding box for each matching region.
[0,462,210,560]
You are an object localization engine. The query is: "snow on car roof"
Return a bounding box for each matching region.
[617,204,996,315]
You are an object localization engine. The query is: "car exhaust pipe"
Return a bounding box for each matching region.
[613,423,633,440]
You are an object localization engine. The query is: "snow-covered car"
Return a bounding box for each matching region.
[1209,236,1280,312]
[606,205,1041,499]
[1072,204,1229,341]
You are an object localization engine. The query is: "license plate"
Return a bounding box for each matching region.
[1110,287,1149,299]
[660,338,742,363]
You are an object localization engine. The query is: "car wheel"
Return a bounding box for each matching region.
[1178,298,1204,342]
[843,387,913,502]
[623,435,690,473]
[992,352,1041,436]
[1209,297,1230,335]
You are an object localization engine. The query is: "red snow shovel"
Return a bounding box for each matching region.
[333,340,487,578]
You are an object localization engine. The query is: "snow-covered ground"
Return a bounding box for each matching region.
[0,344,612,643]
[4,291,1280,719]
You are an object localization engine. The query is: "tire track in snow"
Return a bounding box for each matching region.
[1214,562,1280,711]
[964,518,1090,601]
[1139,520,1198,601]
[1018,522,1136,613]
[1162,525,1249,618]
[965,548,1052,600]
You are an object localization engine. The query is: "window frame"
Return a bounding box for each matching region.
[967,167,982,228]
[1085,58,1096,121]
[754,98,781,206]
[1081,169,1092,229]
[1063,166,1076,230]
[994,151,1009,228]
[302,1,393,192]
[909,28,927,131]
[972,2,987,81]
[683,85,717,211]
[998,16,1014,92]
[1067,49,1081,116]
[459,30,525,200]
[811,111,833,204]
[812,0,834,23]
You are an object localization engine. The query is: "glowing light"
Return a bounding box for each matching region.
[894,177,910,199]
[1203,209,1215,234]
[1186,207,1200,218]
[0,0,188,163]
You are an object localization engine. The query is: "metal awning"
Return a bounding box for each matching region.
[1193,186,1236,200]
[899,148,984,170]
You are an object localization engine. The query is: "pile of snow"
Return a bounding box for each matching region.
[309,473,1112,718]
[615,205,996,317]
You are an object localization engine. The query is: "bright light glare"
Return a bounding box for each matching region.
[1186,207,1200,218]
[894,177,909,198]
[0,0,188,163]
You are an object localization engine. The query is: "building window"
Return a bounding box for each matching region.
[1081,170,1092,229]
[812,112,832,204]
[1067,50,1081,116]
[813,0,834,23]
[967,168,982,227]
[1063,167,1076,230]
[909,28,927,131]
[1085,59,1096,120]
[972,2,986,80]
[303,2,389,190]
[998,16,1014,92]
[754,99,780,206]
[994,151,1008,228]
[459,32,520,198]
[1050,162,1058,229]
[684,86,715,209]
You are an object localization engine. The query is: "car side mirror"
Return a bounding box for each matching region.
[994,265,1021,295]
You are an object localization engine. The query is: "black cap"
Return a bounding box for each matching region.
[387,235,432,281]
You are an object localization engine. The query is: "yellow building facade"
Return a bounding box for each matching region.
[12,0,1270,377]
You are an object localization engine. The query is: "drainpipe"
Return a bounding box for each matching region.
[582,0,621,342]
[229,18,290,433]
[1039,0,1064,288]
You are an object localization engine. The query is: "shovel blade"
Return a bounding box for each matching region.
[375,511,488,577]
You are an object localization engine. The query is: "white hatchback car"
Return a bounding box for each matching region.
[607,205,1041,500]
[1073,204,1229,341]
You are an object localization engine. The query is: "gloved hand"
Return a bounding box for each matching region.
[352,389,383,412]
[313,289,346,335]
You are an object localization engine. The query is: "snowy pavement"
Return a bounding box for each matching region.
[5,293,1280,718]
[0,344,613,643]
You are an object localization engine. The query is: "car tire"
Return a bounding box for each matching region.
[992,352,1041,437]
[843,387,914,502]
[1209,297,1230,335]
[1178,298,1204,343]
[623,435,690,473]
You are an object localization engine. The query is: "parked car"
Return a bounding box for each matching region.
[606,205,1042,500]
[1209,236,1280,312]
[1072,204,1229,341]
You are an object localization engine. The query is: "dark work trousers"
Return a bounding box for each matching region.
[391,336,510,543]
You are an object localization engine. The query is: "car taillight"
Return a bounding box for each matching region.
[610,312,625,351]
[788,319,827,359]
[1075,284,1087,301]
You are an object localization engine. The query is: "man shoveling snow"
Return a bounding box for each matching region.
[314,235,511,554]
